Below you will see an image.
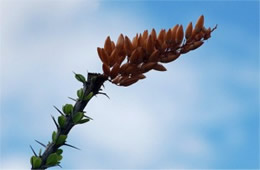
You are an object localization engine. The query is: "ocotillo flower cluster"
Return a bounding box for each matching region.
[98,15,216,87]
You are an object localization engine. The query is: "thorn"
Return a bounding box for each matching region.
[64,143,80,150]
[83,115,93,120]
[51,115,59,129]
[57,164,62,168]
[68,97,77,102]
[53,106,65,116]
[35,140,46,148]
[72,71,76,75]
[98,92,110,99]
[212,24,218,32]
[30,145,37,156]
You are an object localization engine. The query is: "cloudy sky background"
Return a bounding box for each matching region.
[0,0,259,169]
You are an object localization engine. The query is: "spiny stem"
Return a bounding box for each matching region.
[31,73,107,169]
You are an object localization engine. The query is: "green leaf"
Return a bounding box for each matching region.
[62,104,73,115]
[73,112,84,124]
[84,92,93,101]
[57,154,63,161]
[52,131,57,142]
[78,118,90,124]
[74,73,86,83]
[30,156,36,166]
[38,148,42,156]
[56,135,67,145]
[31,156,42,168]
[46,153,58,166]
[58,116,66,128]
[77,88,84,100]
[56,149,63,155]
[34,157,42,168]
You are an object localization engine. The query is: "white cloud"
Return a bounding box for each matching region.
[0,155,29,169]
[1,0,257,169]
[177,133,213,157]
[70,98,163,167]
[0,0,99,27]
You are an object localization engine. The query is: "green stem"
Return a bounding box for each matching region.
[31,72,107,169]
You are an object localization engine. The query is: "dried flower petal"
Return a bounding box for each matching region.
[194,32,204,41]
[188,41,204,51]
[109,48,118,67]
[151,28,157,41]
[185,22,193,40]
[195,15,204,33]
[116,34,124,49]
[110,63,120,79]
[117,55,126,65]
[153,63,167,71]
[146,35,154,55]
[165,29,172,43]
[111,41,115,50]
[136,47,145,63]
[119,77,139,86]
[129,49,138,63]
[142,30,148,41]
[158,29,166,44]
[180,46,190,54]
[132,34,139,49]
[161,42,167,51]
[160,54,180,63]
[204,27,211,40]
[154,39,161,50]
[138,34,146,49]
[141,62,157,73]
[171,24,179,42]
[175,25,184,44]
[125,64,137,75]
[104,36,113,55]
[202,26,207,33]
[102,63,110,76]
[134,74,146,79]
[149,49,160,62]
[101,48,110,66]
[112,75,122,84]
[124,36,133,56]
[97,47,104,63]
[119,63,130,74]
[119,48,126,57]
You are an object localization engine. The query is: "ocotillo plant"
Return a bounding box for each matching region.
[30,15,216,169]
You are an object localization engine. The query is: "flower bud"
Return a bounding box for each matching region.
[185,22,193,40]
[195,15,204,33]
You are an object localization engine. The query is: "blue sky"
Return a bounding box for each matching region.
[0,0,259,169]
